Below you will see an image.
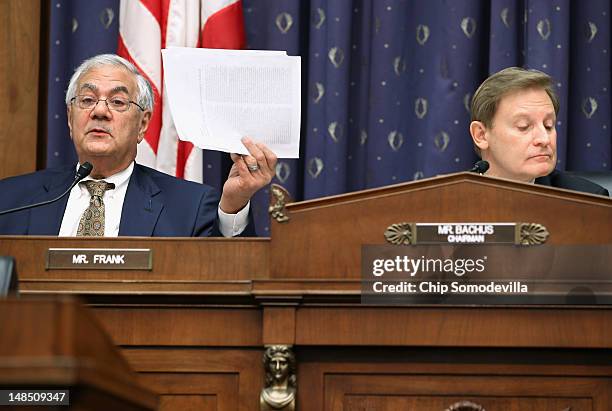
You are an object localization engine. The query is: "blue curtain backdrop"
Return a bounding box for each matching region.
[47,0,612,235]
[47,0,119,167]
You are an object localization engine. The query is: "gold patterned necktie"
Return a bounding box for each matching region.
[76,181,115,236]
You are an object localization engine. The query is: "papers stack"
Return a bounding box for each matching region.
[162,47,301,158]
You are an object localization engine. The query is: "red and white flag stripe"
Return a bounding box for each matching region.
[118,0,245,182]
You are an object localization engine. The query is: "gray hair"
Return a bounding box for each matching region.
[65,54,154,111]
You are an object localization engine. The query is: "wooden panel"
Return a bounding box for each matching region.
[295,306,612,348]
[2,237,269,285]
[297,348,612,411]
[263,307,296,344]
[271,174,612,278]
[141,373,236,411]
[159,395,216,411]
[325,374,607,411]
[0,0,40,178]
[124,348,263,411]
[159,394,218,411]
[94,307,262,346]
[343,395,592,411]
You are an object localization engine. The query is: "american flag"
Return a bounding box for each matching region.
[118,0,245,182]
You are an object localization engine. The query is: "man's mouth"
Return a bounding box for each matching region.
[529,153,552,160]
[87,127,111,135]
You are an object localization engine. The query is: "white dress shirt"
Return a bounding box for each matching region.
[58,162,249,237]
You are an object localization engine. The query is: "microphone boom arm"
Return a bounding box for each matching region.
[0,162,93,216]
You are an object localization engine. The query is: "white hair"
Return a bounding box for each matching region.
[65,54,154,111]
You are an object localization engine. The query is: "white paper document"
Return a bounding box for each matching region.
[162,47,301,158]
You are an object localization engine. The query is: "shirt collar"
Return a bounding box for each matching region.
[76,162,134,196]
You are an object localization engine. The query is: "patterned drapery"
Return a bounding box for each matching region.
[47,0,119,167]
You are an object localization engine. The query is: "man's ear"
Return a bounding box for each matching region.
[137,111,152,143]
[66,106,73,139]
[470,120,489,151]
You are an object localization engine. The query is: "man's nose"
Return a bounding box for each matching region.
[533,124,551,146]
[90,99,112,119]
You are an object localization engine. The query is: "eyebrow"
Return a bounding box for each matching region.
[511,112,556,121]
[79,83,131,95]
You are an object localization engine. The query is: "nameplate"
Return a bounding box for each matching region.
[46,248,152,270]
[384,222,549,246]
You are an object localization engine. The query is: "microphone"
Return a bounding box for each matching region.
[0,162,93,216]
[75,161,93,180]
[469,160,489,174]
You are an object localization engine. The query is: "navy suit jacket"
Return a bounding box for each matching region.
[0,163,253,237]
[535,169,609,197]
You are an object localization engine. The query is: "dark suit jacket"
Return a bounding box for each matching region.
[0,163,254,236]
[535,169,609,197]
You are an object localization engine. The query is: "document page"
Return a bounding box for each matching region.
[162,47,301,158]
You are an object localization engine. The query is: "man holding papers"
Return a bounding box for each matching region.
[0,54,277,237]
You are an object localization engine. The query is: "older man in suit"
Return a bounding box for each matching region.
[0,54,277,236]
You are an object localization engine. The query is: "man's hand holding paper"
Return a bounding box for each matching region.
[220,137,278,214]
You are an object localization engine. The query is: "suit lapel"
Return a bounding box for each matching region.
[28,169,74,235]
[118,164,163,236]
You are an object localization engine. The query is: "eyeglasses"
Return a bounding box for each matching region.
[71,95,145,112]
